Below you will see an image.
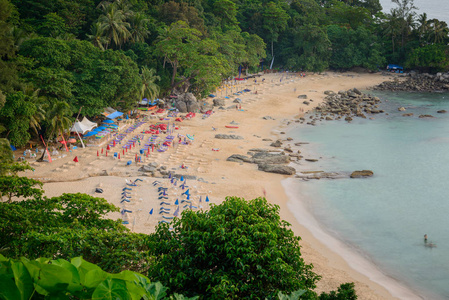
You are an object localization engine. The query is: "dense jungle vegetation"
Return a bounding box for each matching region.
[0,0,448,147]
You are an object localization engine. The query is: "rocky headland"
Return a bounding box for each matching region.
[374,72,449,92]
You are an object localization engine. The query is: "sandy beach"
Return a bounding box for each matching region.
[22,71,414,299]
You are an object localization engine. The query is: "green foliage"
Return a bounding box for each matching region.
[148,196,320,299]
[19,37,141,116]
[155,21,228,96]
[0,175,43,203]
[0,91,36,147]
[318,283,357,300]
[281,25,330,72]
[406,44,449,72]
[0,193,151,273]
[327,25,385,70]
[0,138,14,175]
[0,255,198,300]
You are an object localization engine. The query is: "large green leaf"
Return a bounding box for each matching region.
[84,269,109,289]
[145,282,168,300]
[112,270,148,300]
[35,263,72,292]
[91,278,131,300]
[51,258,82,293]
[11,261,34,300]
[71,257,103,285]
[0,274,22,300]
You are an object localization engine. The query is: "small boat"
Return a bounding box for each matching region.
[225,125,239,128]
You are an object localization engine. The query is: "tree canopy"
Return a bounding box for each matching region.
[148,196,320,299]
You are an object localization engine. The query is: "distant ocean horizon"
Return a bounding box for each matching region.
[380,0,449,24]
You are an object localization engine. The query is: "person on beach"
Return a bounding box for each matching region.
[424,234,428,243]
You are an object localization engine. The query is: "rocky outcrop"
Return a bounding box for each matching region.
[374,72,449,92]
[350,170,374,178]
[270,140,283,147]
[309,89,383,125]
[227,151,295,175]
[213,98,226,106]
[419,114,434,118]
[298,94,308,99]
[175,93,199,113]
[258,164,296,175]
[296,171,347,180]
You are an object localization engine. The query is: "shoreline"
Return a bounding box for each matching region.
[25,71,414,298]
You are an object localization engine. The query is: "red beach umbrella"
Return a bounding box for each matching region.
[73,156,79,162]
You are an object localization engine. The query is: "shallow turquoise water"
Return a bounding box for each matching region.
[288,91,449,299]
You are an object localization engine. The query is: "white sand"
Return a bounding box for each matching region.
[23,71,416,299]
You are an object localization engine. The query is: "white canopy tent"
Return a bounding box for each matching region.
[70,117,97,134]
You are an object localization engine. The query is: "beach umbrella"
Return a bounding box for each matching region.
[103,119,114,124]
[73,156,79,162]
[59,140,67,144]
[97,126,107,130]
[186,134,194,140]
[149,208,153,215]
[68,138,76,143]
[83,132,94,137]
[107,145,111,151]
[175,199,179,205]
[205,196,210,202]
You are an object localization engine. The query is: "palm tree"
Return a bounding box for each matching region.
[416,13,429,44]
[87,22,108,50]
[140,67,160,106]
[46,101,72,141]
[429,19,449,44]
[383,11,401,54]
[21,87,46,137]
[98,3,130,49]
[129,13,151,43]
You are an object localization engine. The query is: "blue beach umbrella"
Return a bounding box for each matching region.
[103,119,114,124]
[96,126,106,130]
[149,208,153,215]
[205,196,210,203]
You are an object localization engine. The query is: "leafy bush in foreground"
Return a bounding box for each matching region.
[148,196,321,299]
[0,255,196,300]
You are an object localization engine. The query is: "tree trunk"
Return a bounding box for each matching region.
[271,40,274,58]
[171,61,178,88]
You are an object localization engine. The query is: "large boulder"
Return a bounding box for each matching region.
[187,102,200,112]
[175,101,187,113]
[175,92,199,112]
[258,164,296,175]
[254,155,290,165]
[213,98,226,106]
[270,140,283,147]
[350,170,374,178]
[138,165,156,173]
[226,154,254,163]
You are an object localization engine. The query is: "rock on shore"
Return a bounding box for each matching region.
[374,72,449,92]
[227,151,295,175]
[350,170,374,178]
[303,89,383,125]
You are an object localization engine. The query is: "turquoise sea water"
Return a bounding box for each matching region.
[286,91,449,299]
